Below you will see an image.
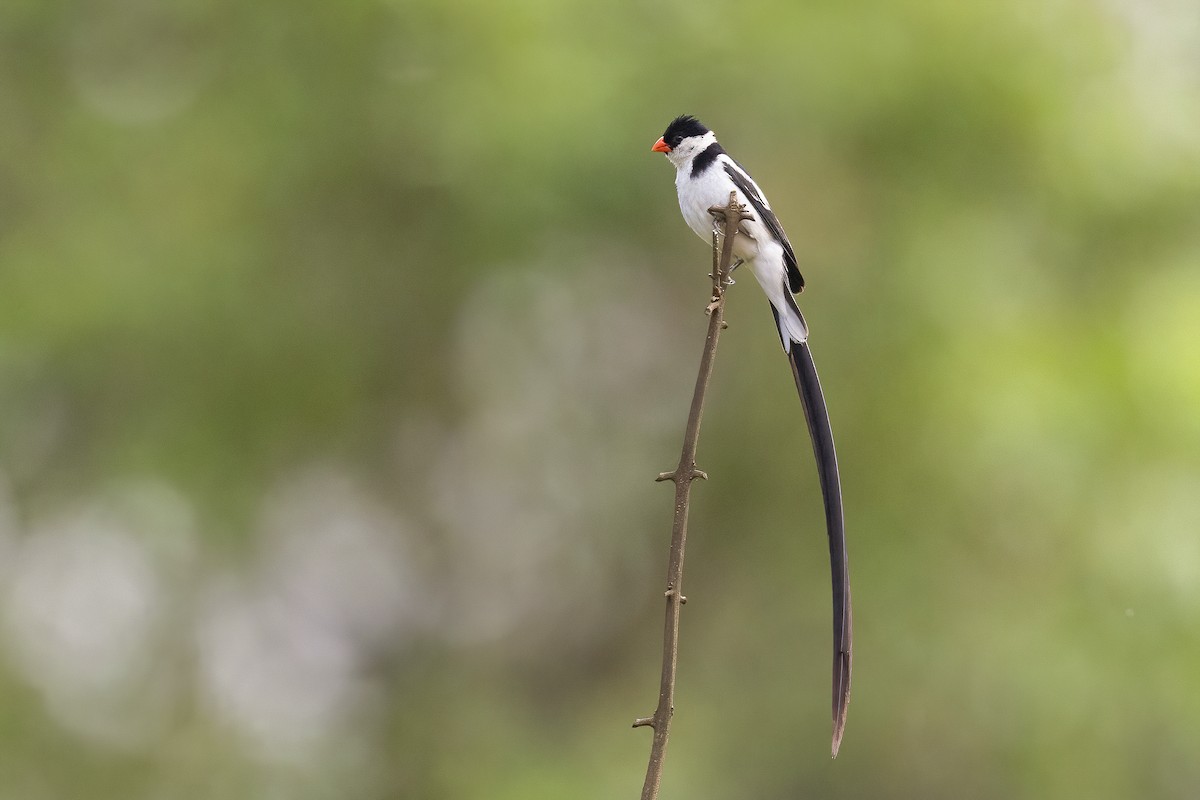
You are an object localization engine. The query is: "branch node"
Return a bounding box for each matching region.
[692,469,708,481]
[655,471,676,483]
[633,717,656,729]
[707,202,754,224]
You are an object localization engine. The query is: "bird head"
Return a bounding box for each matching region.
[652,115,715,168]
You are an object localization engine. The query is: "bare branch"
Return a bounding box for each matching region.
[635,192,753,800]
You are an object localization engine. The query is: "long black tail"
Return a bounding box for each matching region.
[787,339,852,758]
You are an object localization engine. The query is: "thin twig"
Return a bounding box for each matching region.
[635,192,753,800]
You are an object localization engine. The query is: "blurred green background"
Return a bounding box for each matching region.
[2,0,1199,797]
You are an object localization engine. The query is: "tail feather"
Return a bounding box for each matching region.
[776,315,852,757]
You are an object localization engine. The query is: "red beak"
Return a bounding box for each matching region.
[651,137,671,153]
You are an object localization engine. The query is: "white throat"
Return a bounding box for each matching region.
[667,130,718,171]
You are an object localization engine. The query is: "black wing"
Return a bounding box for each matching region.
[723,161,805,294]
[783,334,852,757]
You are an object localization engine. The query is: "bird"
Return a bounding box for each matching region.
[651,114,852,757]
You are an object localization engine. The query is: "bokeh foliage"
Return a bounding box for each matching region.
[1,0,1199,797]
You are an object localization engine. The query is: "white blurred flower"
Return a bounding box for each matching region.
[196,466,422,761]
[196,577,363,761]
[2,480,196,749]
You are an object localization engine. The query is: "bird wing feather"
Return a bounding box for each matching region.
[723,161,805,293]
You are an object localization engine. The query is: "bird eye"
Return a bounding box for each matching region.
[670,136,683,146]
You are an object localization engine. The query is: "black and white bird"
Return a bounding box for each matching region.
[652,114,852,757]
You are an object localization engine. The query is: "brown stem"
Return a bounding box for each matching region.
[636,192,753,800]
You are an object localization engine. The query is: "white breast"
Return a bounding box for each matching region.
[675,155,773,263]
[677,164,730,241]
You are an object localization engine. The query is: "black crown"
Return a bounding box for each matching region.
[662,115,710,147]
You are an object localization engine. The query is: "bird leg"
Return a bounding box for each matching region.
[708,221,744,285]
[725,257,744,285]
